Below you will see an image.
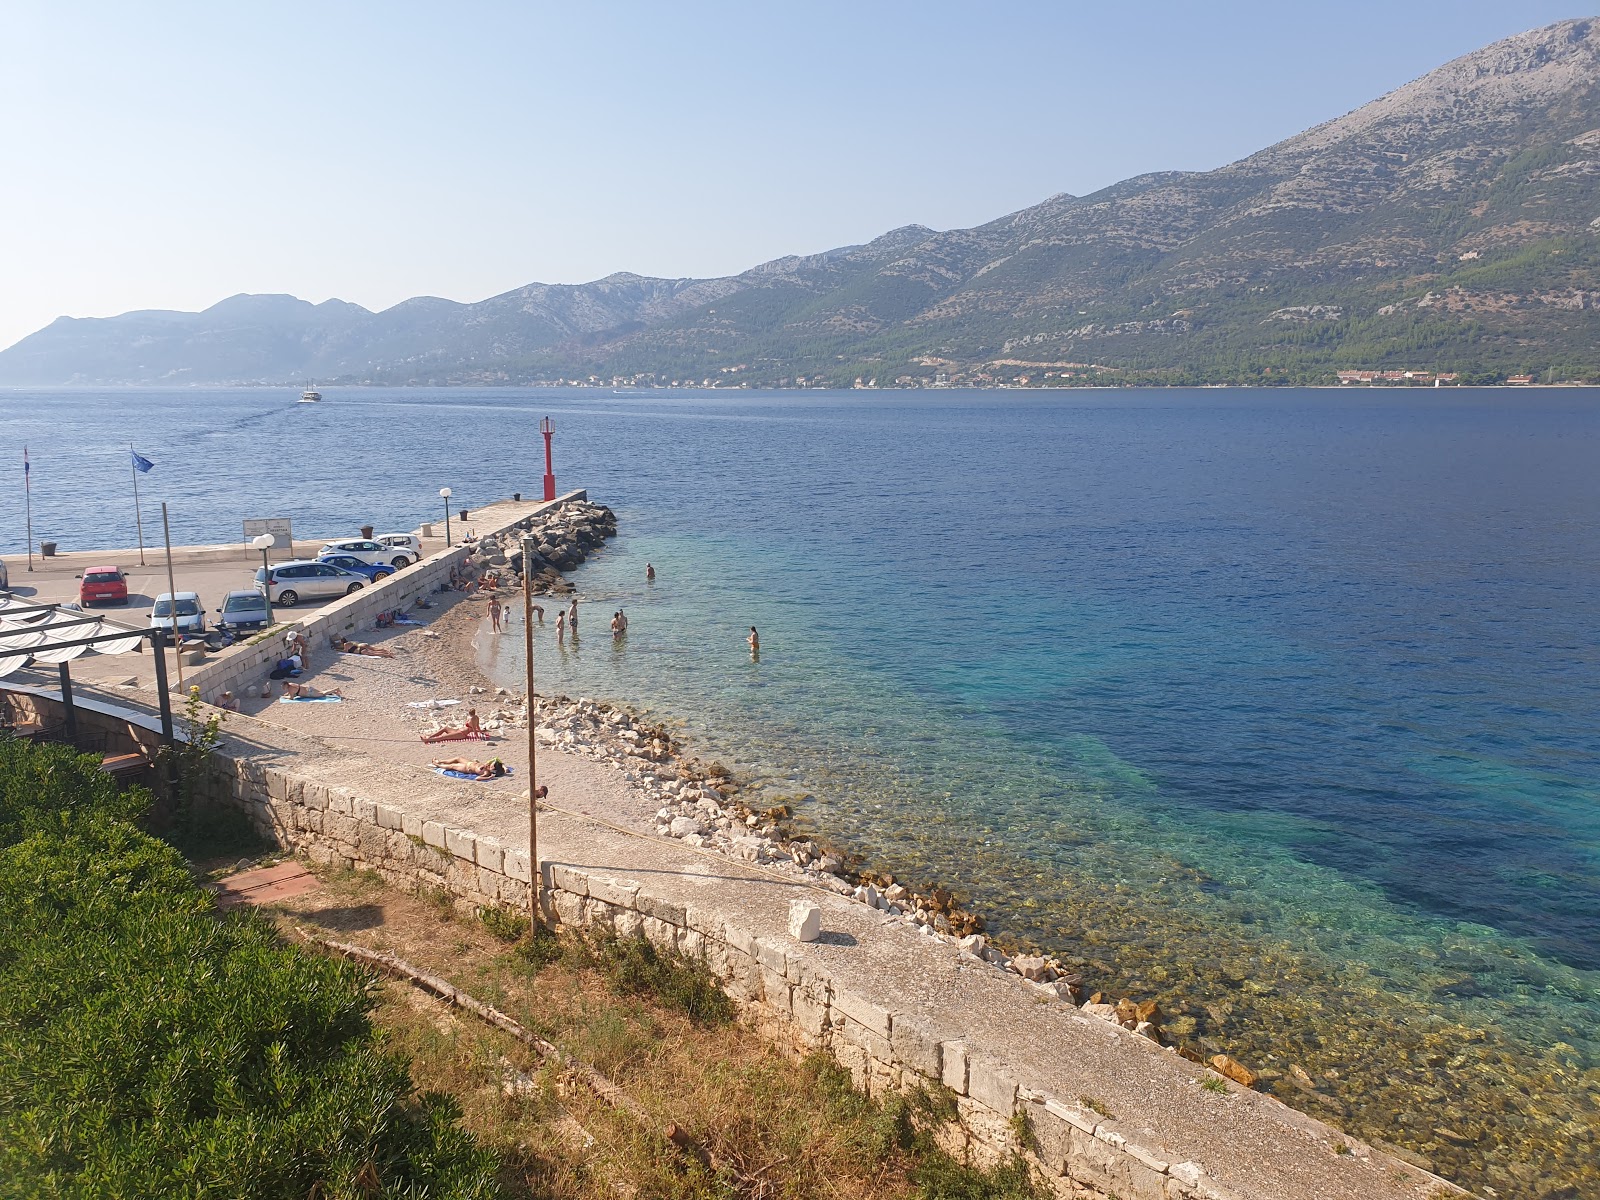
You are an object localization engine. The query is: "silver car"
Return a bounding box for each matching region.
[254,560,368,606]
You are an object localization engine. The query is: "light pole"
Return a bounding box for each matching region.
[439,487,453,547]
[252,534,276,628]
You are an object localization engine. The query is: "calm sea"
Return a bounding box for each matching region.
[4,385,1598,1188]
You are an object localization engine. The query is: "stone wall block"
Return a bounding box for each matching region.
[476,866,505,900]
[503,850,531,883]
[941,1039,970,1095]
[475,839,504,874]
[445,827,476,862]
[401,811,423,838]
[684,904,725,939]
[967,1055,1019,1118]
[1043,1096,1098,1136]
[890,1016,943,1080]
[551,889,585,926]
[723,922,759,961]
[357,826,388,863]
[754,937,793,980]
[422,820,448,849]
[1024,1099,1073,1174]
[375,805,403,831]
[790,987,830,1040]
[614,908,645,939]
[759,967,792,1016]
[636,891,686,926]
[830,988,892,1040]
[549,864,589,896]
[789,954,833,1000]
[680,928,707,961]
[587,875,639,910]
[328,791,353,816]
[355,798,379,825]
[835,1015,893,1064]
[1066,1126,1166,1199]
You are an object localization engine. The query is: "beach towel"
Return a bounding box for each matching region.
[433,766,514,780]
[279,695,342,703]
[407,698,459,709]
[393,615,427,626]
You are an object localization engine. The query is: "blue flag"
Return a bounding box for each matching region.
[131,450,154,473]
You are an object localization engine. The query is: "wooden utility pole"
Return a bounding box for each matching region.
[522,533,539,919]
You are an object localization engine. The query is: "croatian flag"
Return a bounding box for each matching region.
[131,450,154,473]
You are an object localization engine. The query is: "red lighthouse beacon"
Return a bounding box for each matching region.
[541,417,556,501]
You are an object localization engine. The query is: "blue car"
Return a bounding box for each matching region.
[317,553,394,582]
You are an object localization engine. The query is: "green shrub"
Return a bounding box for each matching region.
[581,933,736,1026]
[0,739,498,1199]
[0,736,148,846]
[477,904,531,943]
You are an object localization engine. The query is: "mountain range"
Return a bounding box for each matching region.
[6,18,1600,388]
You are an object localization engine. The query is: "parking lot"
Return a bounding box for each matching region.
[0,529,452,690]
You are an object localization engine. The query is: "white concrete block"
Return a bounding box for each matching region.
[788,899,821,941]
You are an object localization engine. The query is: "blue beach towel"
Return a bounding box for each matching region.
[278,695,343,703]
[433,766,514,780]
[393,615,427,626]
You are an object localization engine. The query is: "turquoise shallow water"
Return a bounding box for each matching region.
[5,385,1599,1188]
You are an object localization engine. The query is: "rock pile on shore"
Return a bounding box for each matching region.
[491,688,1179,1039]
[468,500,617,595]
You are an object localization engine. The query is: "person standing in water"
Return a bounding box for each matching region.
[611,610,623,640]
[488,596,503,633]
[618,608,627,633]
[646,563,656,582]
[555,611,565,641]
[747,626,759,660]
[567,598,578,636]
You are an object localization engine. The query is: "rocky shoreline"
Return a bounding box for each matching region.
[449,499,1205,1064]
[433,494,1593,1198]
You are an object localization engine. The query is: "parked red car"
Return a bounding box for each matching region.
[79,565,129,606]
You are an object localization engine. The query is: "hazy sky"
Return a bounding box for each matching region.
[0,1,1587,349]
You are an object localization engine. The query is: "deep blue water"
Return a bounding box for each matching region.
[5,387,1599,1137]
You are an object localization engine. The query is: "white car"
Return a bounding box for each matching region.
[318,538,416,569]
[377,533,424,560]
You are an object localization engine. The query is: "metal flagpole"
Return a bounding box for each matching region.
[23,447,32,572]
[130,445,147,566]
[161,502,184,691]
[523,533,540,921]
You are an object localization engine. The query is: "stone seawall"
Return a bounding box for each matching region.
[185,491,588,705]
[0,682,1463,1200]
[182,732,1458,1200]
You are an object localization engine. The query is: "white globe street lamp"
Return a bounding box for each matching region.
[251,533,276,628]
[439,487,453,547]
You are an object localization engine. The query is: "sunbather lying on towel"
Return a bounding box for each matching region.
[420,708,483,742]
[332,635,395,658]
[431,756,507,780]
[282,682,344,700]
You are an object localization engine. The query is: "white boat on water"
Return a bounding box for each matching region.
[299,381,322,403]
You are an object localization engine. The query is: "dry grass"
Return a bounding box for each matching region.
[265,867,1042,1200]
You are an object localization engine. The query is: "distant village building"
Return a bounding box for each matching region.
[1506,374,1535,385]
